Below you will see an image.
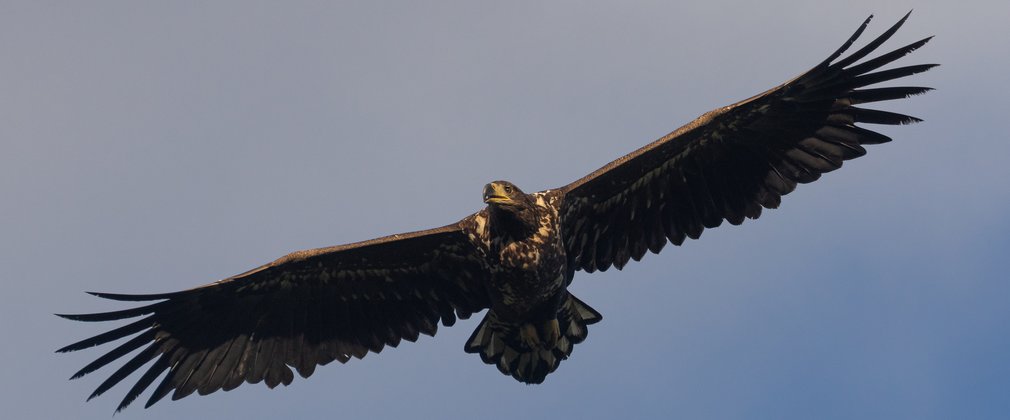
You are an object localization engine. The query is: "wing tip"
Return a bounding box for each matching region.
[54,312,80,321]
[87,290,183,302]
[821,11,921,70]
[819,14,874,66]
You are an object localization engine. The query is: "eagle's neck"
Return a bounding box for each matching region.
[488,202,539,241]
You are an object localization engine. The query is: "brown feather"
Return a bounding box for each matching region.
[558,13,932,273]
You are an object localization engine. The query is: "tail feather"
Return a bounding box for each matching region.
[465,293,601,384]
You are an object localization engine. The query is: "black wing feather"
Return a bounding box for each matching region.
[60,221,490,411]
[558,13,934,273]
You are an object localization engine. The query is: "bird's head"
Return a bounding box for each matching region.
[483,181,526,206]
[483,181,538,236]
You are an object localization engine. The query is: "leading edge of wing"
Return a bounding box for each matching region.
[557,11,933,197]
[56,221,471,309]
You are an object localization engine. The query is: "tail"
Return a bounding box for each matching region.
[464,293,602,384]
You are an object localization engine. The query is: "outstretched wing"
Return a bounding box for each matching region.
[58,220,490,411]
[558,13,935,273]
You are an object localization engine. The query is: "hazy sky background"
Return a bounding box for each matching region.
[3,1,1008,419]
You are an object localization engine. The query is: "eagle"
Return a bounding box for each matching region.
[60,13,935,411]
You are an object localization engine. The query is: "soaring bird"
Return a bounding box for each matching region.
[59,13,935,411]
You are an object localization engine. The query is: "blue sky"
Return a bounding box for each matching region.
[2,1,1008,419]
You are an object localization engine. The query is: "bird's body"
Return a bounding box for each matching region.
[480,189,566,319]
[461,185,595,380]
[60,13,935,412]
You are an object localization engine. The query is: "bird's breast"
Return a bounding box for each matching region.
[489,196,567,313]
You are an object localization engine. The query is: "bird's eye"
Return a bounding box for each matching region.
[504,186,513,194]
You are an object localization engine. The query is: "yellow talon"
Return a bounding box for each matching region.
[520,324,540,349]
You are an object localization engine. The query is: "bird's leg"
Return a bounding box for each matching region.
[519,323,540,349]
[541,318,560,349]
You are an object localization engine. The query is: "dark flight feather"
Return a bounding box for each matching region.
[62,224,490,410]
[558,13,934,273]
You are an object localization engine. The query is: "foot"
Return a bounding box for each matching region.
[519,323,540,349]
[542,319,560,349]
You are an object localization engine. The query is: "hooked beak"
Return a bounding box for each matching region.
[483,183,512,204]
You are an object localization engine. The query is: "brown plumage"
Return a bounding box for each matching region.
[59,13,934,411]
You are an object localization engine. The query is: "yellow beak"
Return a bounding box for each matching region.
[483,183,513,204]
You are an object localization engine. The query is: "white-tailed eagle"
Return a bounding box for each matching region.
[59,13,935,411]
